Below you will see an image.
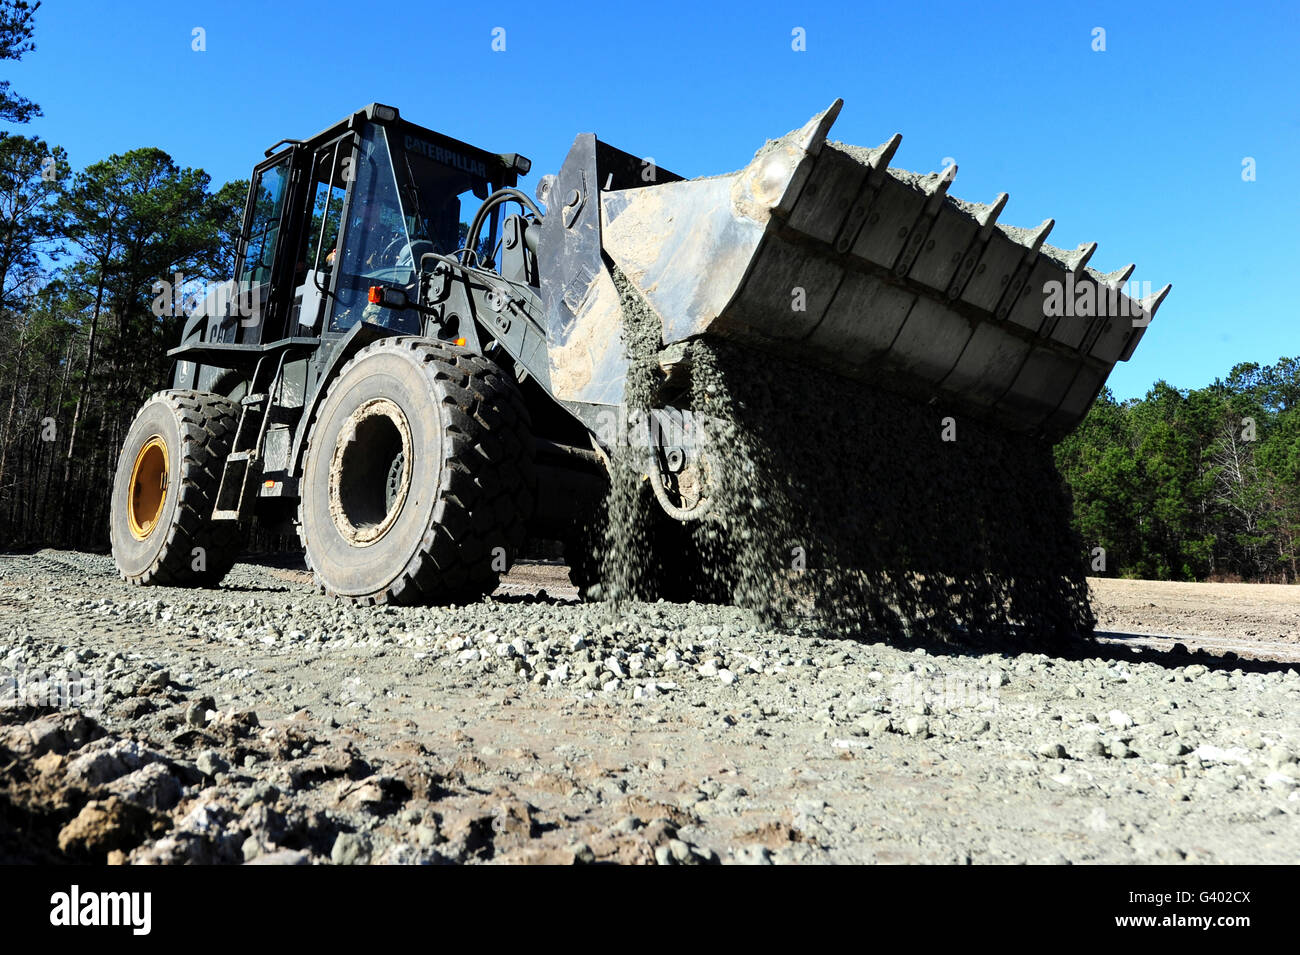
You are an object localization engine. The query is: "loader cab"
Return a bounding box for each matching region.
[231,105,516,348]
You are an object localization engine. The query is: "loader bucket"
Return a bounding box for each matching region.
[586,99,1168,440]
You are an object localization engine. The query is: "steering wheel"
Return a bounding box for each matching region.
[376,233,407,269]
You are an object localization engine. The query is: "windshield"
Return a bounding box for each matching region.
[394,133,492,261]
[329,124,497,333]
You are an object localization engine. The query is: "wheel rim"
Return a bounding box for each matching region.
[328,397,413,546]
[128,435,169,540]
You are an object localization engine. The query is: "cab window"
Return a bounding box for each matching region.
[240,157,291,288]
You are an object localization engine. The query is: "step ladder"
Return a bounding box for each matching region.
[212,353,285,522]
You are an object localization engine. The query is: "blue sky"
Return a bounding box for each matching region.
[9,0,1298,400]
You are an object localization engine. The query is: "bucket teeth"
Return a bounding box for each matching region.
[1024,219,1054,255]
[1101,263,1136,287]
[977,193,1008,239]
[593,98,1170,438]
[1140,283,1173,317]
[869,134,903,177]
[799,99,844,156]
[1063,242,1098,274]
[923,163,957,215]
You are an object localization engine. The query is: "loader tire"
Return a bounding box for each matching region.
[298,337,534,605]
[110,390,243,586]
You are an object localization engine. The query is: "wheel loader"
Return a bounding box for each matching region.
[110,100,1167,613]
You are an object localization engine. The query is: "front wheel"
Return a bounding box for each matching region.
[298,338,535,604]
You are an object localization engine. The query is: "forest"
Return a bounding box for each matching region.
[1055,361,1300,583]
[0,1,1295,582]
[0,2,245,551]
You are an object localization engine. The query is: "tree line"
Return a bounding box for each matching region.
[1055,358,1300,582]
[0,1,244,549]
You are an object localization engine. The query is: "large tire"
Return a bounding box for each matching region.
[298,338,534,605]
[110,391,243,586]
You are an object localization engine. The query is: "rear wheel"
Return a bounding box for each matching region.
[298,338,534,604]
[109,391,243,586]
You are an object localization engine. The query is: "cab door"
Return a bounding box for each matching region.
[229,149,303,345]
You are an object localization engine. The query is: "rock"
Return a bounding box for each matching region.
[139,668,171,693]
[1110,740,1132,759]
[34,752,63,774]
[868,716,893,737]
[13,714,100,757]
[668,838,697,864]
[215,710,260,737]
[237,782,281,810]
[1037,742,1067,759]
[492,798,536,841]
[569,842,596,864]
[185,697,214,727]
[905,716,931,738]
[57,797,157,856]
[195,749,230,778]
[339,775,409,814]
[246,848,310,865]
[1263,771,1298,790]
[105,762,182,812]
[796,798,827,817]
[114,699,155,720]
[65,740,159,787]
[331,832,373,866]
[654,844,673,866]
[241,835,268,862]
[1108,710,1134,730]
[1265,746,1296,770]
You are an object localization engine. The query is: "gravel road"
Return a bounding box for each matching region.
[2,550,1298,864]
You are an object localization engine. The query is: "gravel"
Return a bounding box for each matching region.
[1,550,1298,864]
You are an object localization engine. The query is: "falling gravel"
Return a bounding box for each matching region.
[597,278,1093,646]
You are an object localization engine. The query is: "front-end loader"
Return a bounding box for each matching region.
[110,100,1167,614]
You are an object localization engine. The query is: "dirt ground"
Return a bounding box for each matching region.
[1,551,1297,865]
[1090,577,1300,661]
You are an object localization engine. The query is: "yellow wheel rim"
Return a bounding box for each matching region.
[128,435,169,540]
